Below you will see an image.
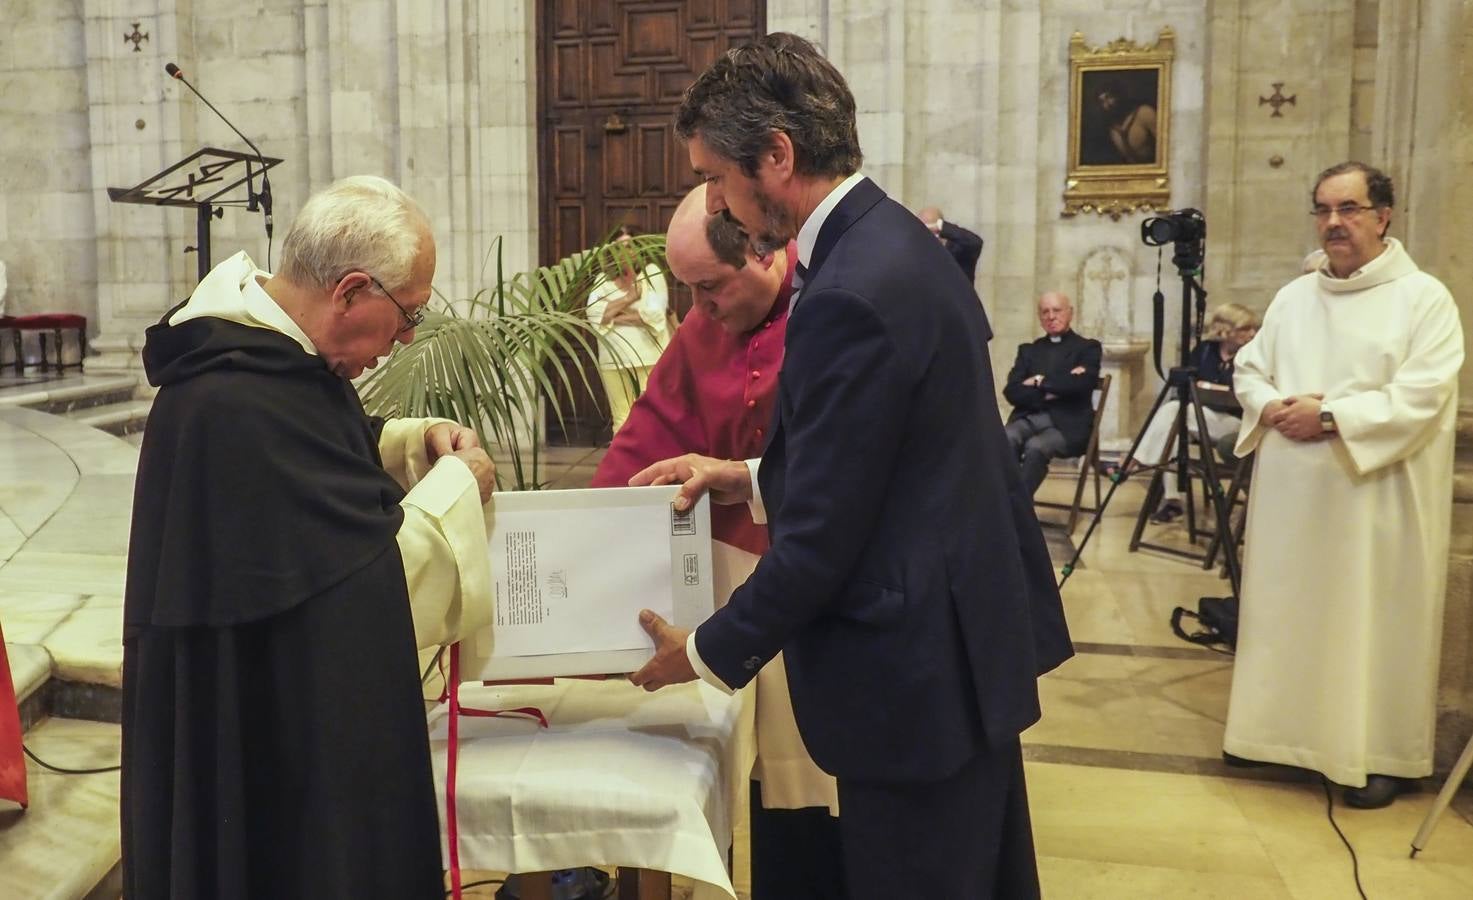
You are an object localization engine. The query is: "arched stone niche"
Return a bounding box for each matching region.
[1076,248,1150,451]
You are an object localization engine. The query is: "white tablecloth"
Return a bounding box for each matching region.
[428,677,756,899]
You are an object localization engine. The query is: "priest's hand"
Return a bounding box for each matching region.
[629,453,752,512]
[1269,394,1327,442]
[426,422,481,462]
[630,610,696,691]
[450,448,496,503]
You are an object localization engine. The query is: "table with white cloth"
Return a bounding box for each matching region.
[429,677,756,899]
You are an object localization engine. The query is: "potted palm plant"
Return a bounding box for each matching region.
[359,232,669,490]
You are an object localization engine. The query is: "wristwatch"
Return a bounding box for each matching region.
[1320,403,1336,433]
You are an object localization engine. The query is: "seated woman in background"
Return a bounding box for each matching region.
[586,224,671,436]
[1101,302,1261,523]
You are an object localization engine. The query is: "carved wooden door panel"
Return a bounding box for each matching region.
[538,0,765,445]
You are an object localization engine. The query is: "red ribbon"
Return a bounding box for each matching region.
[447,643,463,898]
[444,643,549,900]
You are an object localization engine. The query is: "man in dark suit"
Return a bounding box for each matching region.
[627,33,1071,899]
[1003,292,1104,496]
[917,205,984,281]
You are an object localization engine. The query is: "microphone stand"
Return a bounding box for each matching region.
[166,62,274,265]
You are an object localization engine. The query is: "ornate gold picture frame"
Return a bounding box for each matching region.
[1063,27,1175,219]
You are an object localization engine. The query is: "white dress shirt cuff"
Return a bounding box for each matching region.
[744,457,766,525]
[686,629,734,695]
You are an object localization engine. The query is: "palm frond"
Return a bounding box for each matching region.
[359,234,669,490]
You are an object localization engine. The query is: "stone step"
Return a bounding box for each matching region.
[0,374,139,416]
[63,399,151,437]
[7,643,53,733]
[0,717,122,900]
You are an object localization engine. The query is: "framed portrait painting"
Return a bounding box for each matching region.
[1063,27,1175,219]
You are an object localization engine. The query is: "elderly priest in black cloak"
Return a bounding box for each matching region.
[122,175,496,899]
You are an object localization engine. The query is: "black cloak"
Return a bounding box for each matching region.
[122,312,444,898]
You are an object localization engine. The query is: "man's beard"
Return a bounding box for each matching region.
[734,185,794,256]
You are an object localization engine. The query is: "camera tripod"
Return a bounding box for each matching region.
[1056,228,1242,598]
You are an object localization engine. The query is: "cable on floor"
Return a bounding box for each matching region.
[22,743,121,775]
[1321,774,1370,900]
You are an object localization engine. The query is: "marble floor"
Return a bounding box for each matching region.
[445,471,1473,899]
[2,399,1472,898]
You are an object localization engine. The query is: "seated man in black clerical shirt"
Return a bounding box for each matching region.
[1003,291,1103,495]
[916,205,984,282]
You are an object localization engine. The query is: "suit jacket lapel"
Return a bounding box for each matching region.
[804,177,886,286]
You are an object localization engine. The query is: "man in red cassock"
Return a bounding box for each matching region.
[592,184,845,899]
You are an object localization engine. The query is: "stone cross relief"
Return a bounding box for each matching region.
[125,22,150,53]
[1258,82,1296,117]
[1079,249,1133,340]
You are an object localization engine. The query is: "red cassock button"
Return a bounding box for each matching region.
[756,428,764,438]
[747,399,756,408]
[751,370,761,379]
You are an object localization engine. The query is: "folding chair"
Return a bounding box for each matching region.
[1035,374,1112,534]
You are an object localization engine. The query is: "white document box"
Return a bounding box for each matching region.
[458,485,715,680]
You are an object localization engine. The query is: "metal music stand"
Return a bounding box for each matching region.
[107,147,282,283]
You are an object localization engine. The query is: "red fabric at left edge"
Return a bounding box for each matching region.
[0,621,28,808]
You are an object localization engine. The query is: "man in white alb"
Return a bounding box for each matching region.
[1223,161,1464,808]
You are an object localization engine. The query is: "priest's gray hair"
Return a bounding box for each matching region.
[278,175,430,293]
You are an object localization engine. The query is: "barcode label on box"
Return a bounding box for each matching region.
[671,504,695,536]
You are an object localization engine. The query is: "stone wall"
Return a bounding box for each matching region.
[769,0,1211,445]
[0,0,97,320]
[0,0,538,369]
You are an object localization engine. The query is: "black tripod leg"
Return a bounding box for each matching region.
[1059,379,1177,586]
[1205,455,1247,569]
[1188,382,1243,596]
[1128,463,1163,552]
[1129,386,1191,551]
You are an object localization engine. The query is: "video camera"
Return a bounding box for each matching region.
[1141,208,1206,276]
[1141,208,1206,247]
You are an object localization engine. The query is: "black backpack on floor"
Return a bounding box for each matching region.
[1170,595,1239,651]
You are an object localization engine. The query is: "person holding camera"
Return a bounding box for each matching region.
[1222,162,1463,809]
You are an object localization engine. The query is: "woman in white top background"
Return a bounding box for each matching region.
[585,224,671,435]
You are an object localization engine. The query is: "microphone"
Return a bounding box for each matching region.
[164,62,274,248]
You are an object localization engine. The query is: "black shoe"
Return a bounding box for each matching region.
[1151,499,1185,524]
[1344,775,1401,809]
[1222,751,1268,768]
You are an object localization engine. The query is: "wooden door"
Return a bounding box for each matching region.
[538,0,766,445]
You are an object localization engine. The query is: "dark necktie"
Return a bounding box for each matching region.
[792,261,809,310]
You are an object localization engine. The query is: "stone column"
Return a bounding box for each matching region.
[0,1,96,325]
[1372,0,1473,773]
[81,0,539,372]
[83,0,193,372]
[1203,0,1359,314]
